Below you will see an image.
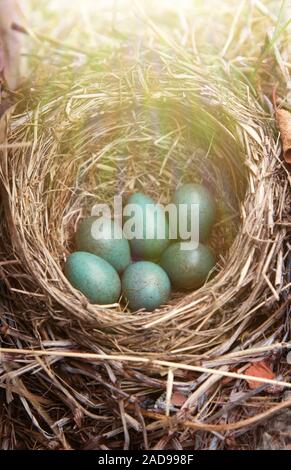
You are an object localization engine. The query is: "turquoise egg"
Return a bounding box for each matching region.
[160,242,215,290]
[64,251,121,304]
[123,192,170,260]
[122,261,171,311]
[75,216,131,273]
[172,183,215,242]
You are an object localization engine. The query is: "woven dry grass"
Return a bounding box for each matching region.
[0,1,290,450]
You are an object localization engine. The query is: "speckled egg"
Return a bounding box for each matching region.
[122,261,171,311]
[172,183,215,242]
[123,192,170,260]
[75,216,131,273]
[64,251,121,304]
[160,242,215,290]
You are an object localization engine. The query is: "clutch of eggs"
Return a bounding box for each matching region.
[65,184,216,311]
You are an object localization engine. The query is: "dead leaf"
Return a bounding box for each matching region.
[0,98,13,144]
[73,408,83,428]
[0,0,24,90]
[245,361,275,390]
[276,108,291,164]
[171,391,187,407]
[0,97,13,117]
[222,375,234,385]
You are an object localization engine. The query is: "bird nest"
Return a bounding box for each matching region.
[0,44,290,450]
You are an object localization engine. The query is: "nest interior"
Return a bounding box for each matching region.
[0,44,290,449]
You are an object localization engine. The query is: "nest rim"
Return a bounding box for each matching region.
[1,47,288,361]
